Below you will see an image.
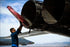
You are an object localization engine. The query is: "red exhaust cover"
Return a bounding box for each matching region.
[7,6,29,28]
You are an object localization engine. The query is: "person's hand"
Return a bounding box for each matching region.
[20,21,23,26]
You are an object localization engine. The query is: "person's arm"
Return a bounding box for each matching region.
[17,25,23,32]
[14,22,23,35]
[17,22,23,32]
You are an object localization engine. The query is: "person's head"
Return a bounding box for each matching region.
[10,28,16,33]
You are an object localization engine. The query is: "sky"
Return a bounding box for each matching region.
[0,0,70,45]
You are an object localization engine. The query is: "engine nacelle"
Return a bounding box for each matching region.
[21,1,46,29]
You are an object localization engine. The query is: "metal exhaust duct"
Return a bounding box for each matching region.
[21,1,45,27]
